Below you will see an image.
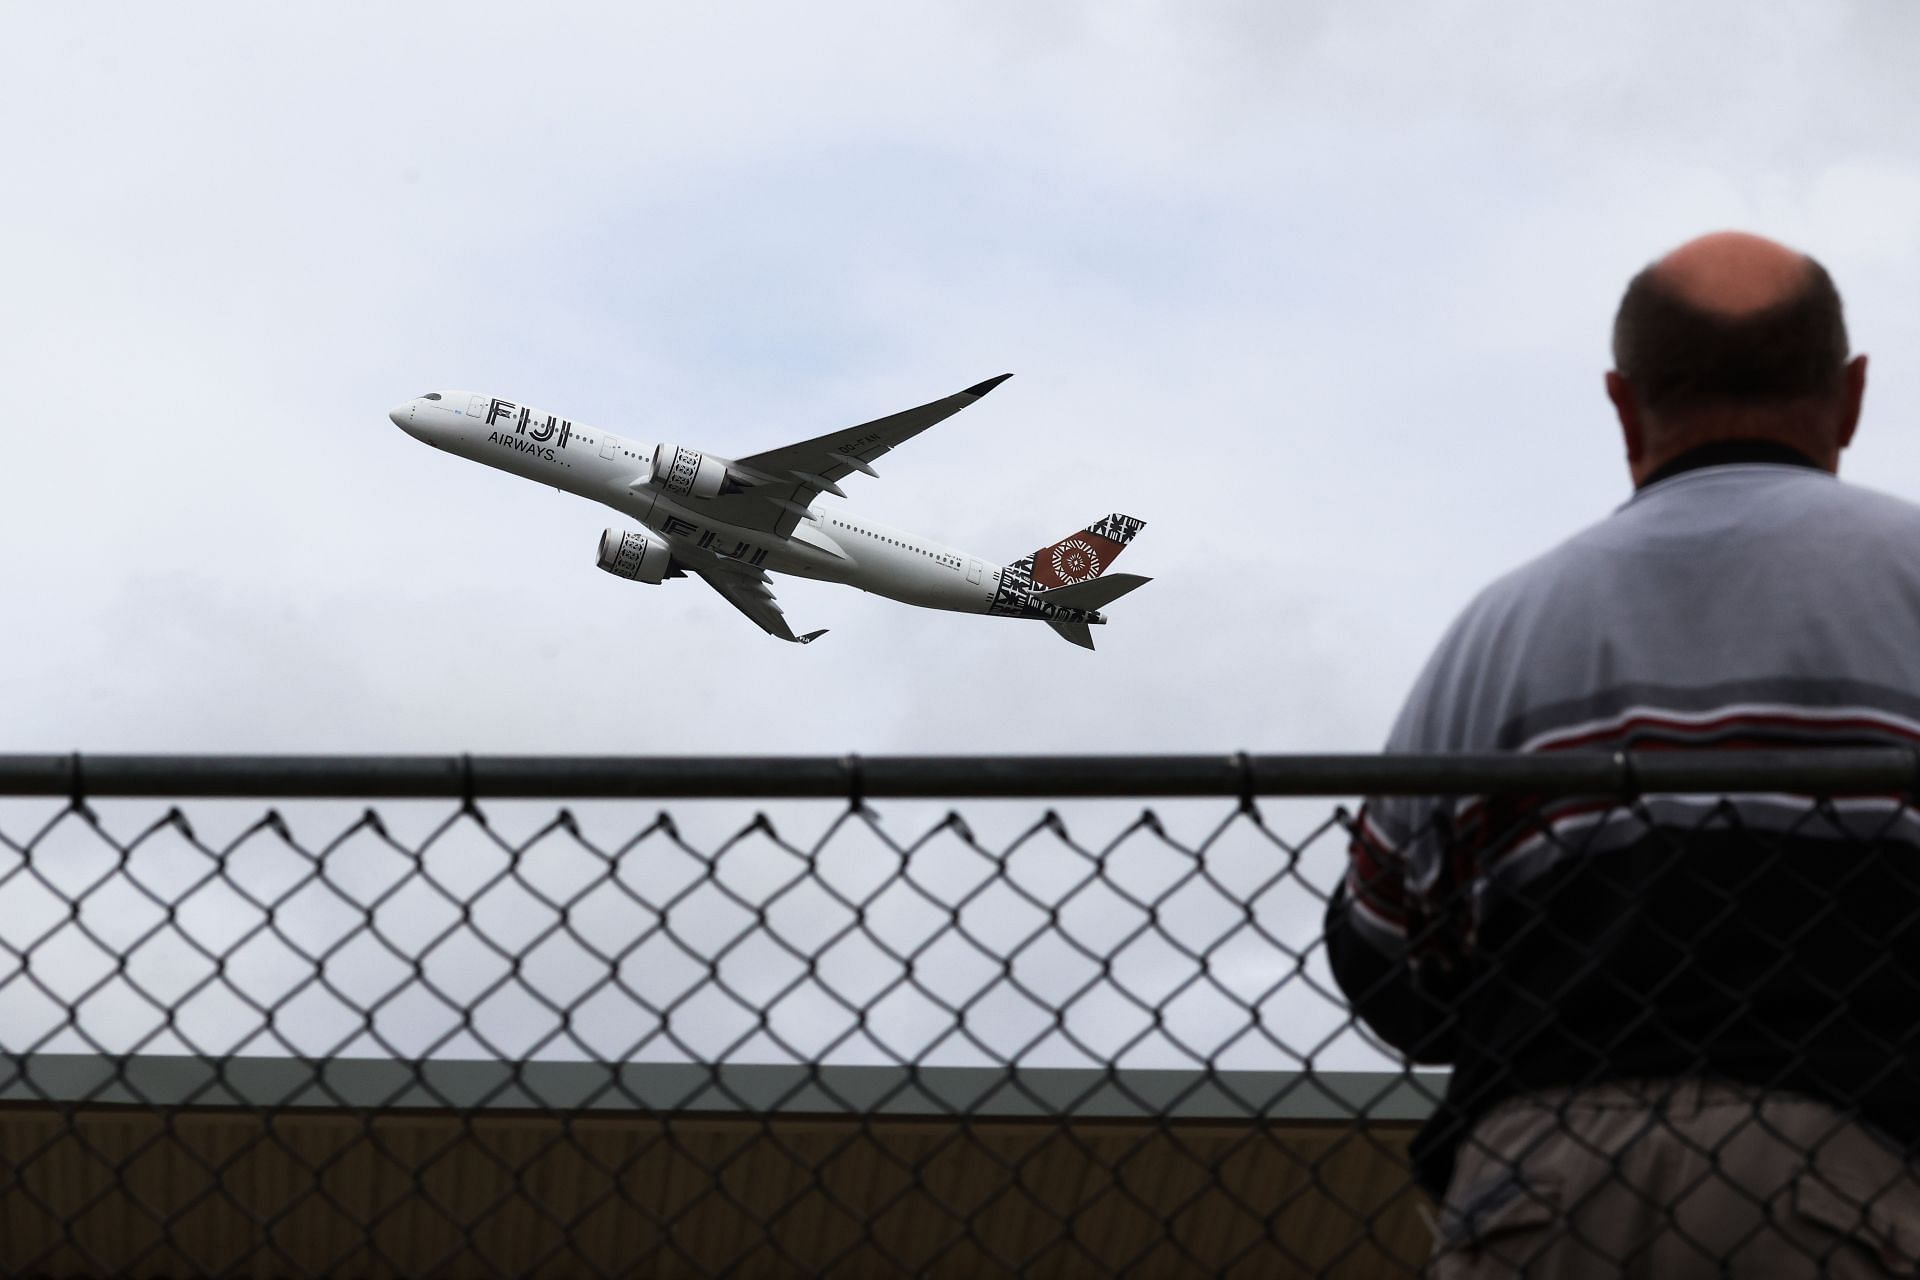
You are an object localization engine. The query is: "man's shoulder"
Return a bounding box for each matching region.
[1391,468,1920,754]
[1806,472,1920,528]
[1443,523,1605,633]
[1477,469,1920,610]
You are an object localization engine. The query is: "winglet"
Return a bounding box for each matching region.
[963,373,1012,398]
[796,629,828,644]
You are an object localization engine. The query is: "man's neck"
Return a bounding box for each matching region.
[1637,439,1825,490]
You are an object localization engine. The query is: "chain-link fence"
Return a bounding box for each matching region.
[1,752,1916,1277]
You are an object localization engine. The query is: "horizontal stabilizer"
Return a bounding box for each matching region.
[1034,573,1151,612]
[1047,618,1096,650]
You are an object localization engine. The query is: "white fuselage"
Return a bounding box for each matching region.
[390,390,1009,614]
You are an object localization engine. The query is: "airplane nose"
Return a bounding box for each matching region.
[390,402,425,440]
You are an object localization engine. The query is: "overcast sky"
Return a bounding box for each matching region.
[5,1,1920,758]
[5,3,1920,1069]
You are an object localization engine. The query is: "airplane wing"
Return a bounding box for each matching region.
[695,374,1012,538]
[693,562,826,644]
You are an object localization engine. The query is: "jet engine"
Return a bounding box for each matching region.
[596,529,671,584]
[650,443,750,499]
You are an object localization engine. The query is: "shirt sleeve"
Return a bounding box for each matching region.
[1324,597,1494,1062]
[1324,805,1460,1063]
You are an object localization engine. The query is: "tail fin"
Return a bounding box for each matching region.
[1029,514,1146,590]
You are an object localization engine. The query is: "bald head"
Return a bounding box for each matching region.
[1651,231,1819,316]
[1607,232,1865,484]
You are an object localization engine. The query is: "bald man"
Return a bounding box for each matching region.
[1326,233,1920,1276]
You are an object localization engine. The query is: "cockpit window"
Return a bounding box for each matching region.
[422,392,442,401]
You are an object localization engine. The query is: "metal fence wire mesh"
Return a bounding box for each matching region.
[0,753,1916,1277]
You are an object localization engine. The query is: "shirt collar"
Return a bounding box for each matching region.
[1636,439,1825,491]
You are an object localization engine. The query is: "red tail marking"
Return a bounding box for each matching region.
[1032,531,1127,590]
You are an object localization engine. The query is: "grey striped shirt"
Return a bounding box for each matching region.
[1347,460,1920,949]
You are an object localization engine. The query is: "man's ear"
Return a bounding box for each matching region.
[1606,371,1645,466]
[1837,354,1868,451]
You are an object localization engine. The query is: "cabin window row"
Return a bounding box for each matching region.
[827,520,961,567]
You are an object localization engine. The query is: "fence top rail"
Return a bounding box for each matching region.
[0,1054,1441,1122]
[1,750,1916,800]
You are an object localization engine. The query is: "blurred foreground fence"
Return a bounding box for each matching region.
[1,751,1916,1277]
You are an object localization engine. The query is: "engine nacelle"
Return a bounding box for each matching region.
[596,529,671,584]
[651,443,750,500]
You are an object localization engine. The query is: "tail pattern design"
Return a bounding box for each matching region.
[989,513,1146,620]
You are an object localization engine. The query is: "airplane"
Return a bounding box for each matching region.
[388,376,1148,647]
